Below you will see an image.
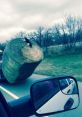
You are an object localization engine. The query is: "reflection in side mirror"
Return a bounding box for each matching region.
[59,78,78,95]
[31,76,80,116]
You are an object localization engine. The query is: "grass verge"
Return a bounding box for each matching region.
[34,53,82,82]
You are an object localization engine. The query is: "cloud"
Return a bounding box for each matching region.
[0,0,82,42]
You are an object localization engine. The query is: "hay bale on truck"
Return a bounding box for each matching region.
[2,38,44,84]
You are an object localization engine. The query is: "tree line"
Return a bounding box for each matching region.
[1,16,82,55]
[27,16,82,50]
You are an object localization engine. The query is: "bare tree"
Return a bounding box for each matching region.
[43,29,50,55]
[59,16,82,50]
[36,27,44,47]
[51,24,62,45]
[65,16,80,48]
[14,31,28,39]
[75,18,82,42]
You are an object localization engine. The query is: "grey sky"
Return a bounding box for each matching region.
[0,0,82,42]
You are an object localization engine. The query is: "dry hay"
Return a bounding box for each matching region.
[2,38,44,83]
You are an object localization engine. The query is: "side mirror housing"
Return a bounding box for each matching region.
[30,76,80,116]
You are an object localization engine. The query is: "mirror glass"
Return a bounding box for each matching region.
[31,77,79,116]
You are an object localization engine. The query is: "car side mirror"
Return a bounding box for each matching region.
[30,76,80,116]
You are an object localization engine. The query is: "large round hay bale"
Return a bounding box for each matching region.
[2,38,44,84]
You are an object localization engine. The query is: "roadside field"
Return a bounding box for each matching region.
[35,53,82,82]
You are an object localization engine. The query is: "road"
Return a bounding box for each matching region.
[0,74,82,117]
[0,74,49,102]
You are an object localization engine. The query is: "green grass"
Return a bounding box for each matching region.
[34,53,82,82]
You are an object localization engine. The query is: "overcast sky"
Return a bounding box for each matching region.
[0,0,82,42]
